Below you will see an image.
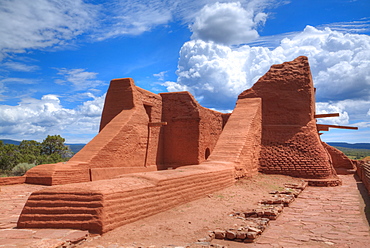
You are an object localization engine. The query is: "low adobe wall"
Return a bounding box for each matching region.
[0,176,26,186]
[356,161,370,195]
[322,142,356,174]
[17,164,234,234]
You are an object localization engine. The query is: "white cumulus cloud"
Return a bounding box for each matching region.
[315,102,350,125]
[190,2,266,45]
[0,93,105,143]
[163,39,280,108]
[164,25,370,125]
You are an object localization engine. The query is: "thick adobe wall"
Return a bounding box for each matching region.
[207,98,262,178]
[160,92,224,167]
[322,142,356,174]
[71,78,161,169]
[136,87,164,168]
[17,93,262,233]
[17,164,234,234]
[198,105,227,163]
[356,161,370,194]
[25,78,164,185]
[99,78,136,131]
[25,162,90,185]
[0,175,26,185]
[239,56,333,179]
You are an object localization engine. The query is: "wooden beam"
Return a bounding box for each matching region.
[148,122,167,127]
[317,126,329,131]
[314,113,340,118]
[316,124,358,130]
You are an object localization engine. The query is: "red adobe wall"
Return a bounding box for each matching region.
[198,107,229,163]
[71,78,162,169]
[207,98,262,178]
[18,56,342,234]
[17,91,264,233]
[23,57,338,185]
[160,92,225,167]
[17,163,234,234]
[322,142,356,174]
[25,79,163,185]
[239,56,334,179]
[356,161,370,194]
[137,87,165,168]
[17,89,262,233]
[24,79,227,184]
[0,176,26,186]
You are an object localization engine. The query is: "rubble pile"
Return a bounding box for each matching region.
[206,181,307,243]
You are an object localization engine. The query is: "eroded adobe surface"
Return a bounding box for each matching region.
[25,79,231,184]
[17,56,352,233]
[239,56,333,179]
[322,142,356,174]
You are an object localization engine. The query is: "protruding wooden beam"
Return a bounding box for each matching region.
[148,122,167,127]
[317,125,329,131]
[314,113,340,118]
[316,124,358,130]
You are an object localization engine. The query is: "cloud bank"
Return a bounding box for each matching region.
[0,93,105,143]
[190,2,266,45]
[0,0,275,60]
[0,0,97,61]
[164,2,370,129]
[1,0,369,143]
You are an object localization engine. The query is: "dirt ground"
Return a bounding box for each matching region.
[77,173,304,248]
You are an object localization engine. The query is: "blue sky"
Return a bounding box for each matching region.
[0,0,369,144]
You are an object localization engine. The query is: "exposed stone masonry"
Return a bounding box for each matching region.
[239,56,333,179]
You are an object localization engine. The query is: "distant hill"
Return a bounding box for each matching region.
[67,144,85,154]
[327,142,370,150]
[1,139,21,145]
[2,139,368,156]
[1,139,85,154]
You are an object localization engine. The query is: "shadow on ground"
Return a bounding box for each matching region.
[354,174,370,225]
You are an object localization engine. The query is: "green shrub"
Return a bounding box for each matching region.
[0,169,12,177]
[11,163,36,176]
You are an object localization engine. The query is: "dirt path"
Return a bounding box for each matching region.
[77,174,304,247]
[1,174,369,248]
[78,175,370,248]
[248,175,370,248]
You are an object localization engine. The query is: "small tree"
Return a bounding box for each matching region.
[18,140,42,164]
[0,135,72,174]
[12,163,36,176]
[0,144,21,171]
[41,135,70,159]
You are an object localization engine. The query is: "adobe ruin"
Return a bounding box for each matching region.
[16,56,357,234]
